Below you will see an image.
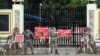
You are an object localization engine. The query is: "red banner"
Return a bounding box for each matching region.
[34,27,49,39]
[57,29,72,37]
[15,35,24,42]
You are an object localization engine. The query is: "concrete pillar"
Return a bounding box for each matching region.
[12,0,24,33]
[87,2,97,40]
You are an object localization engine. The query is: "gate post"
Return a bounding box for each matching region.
[12,0,24,33]
[87,0,97,40]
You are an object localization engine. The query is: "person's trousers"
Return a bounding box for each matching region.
[50,40,58,54]
[24,40,34,54]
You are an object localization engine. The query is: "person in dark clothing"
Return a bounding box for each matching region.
[23,29,34,54]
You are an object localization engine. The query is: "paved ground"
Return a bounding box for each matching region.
[1,47,100,56]
[2,53,100,56]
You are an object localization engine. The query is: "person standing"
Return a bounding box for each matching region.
[6,27,20,54]
[76,31,87,54]
[76,27,96,54]
[85,27,96,54]
[49,27,59,54]
[23,29,34,54]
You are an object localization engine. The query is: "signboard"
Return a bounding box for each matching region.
[15,35,24,42]
[57,29,72,37]
[34,27,49,39]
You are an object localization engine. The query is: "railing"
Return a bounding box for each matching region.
[0,39,6,46]
[0,38,7,53]
[0,33,83,48]
[32,33,83,47]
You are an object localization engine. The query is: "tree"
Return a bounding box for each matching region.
[97,0,100,8]
[42,0,71,8]
[0,0,12,9]
[62,0,87,7]
[41,0,87,8]
[0,0,88,9]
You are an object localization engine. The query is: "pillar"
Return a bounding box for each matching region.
[12,0,24,33]
[87,0,97,40]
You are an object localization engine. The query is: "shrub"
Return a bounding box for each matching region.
[0,50,3,55]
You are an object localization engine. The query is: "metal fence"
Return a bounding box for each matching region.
[24,5,86,47]
[0,3,86,47]
[32,33,83,47]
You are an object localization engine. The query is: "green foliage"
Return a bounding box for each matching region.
[97,0,100,8]
[0,50,3,55]
[41,0,87,8]
[0,0,12,9]
[68,0,87,7]
[23,0,29,8]
[0,0,89,9]
[42,0,71,8]
[0,0,8,5]
[0,0,5,3]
